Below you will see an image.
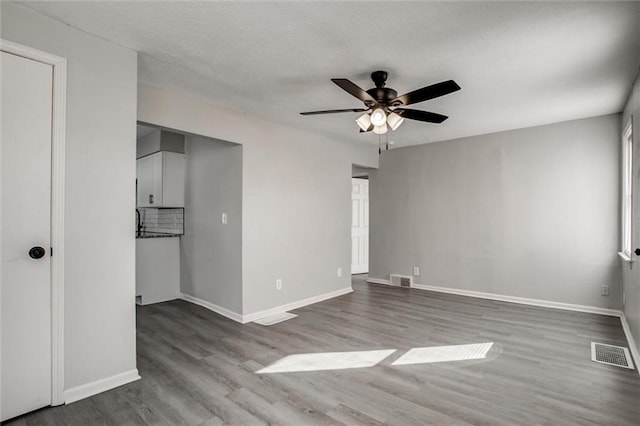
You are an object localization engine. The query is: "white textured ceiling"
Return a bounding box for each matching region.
[17,1,640,147]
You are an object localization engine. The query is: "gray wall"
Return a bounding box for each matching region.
[241,131,353,314]
[2,3,138,390]
[136,129,185,158]
[621,73,640,355]
[136,128,161,158]
[370,114,621,309]
[180,135,243,313]
[138,84,379,316]
[159,130,186,153]
[352,164,372,177]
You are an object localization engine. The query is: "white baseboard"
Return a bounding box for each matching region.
[366,277,621,317]
[64,369,140,404]
[366,277,391,286]
[181,287,353,324]
[180,293,244,323]
[620,313,640,375]
[243,286,353,323]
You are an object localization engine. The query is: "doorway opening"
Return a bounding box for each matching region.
[134,122,243,315]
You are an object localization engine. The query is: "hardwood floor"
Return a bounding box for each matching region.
[6,275,640,425]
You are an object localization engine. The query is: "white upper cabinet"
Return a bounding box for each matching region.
[137,151,185,207]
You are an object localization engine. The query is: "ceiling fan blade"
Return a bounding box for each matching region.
[300,108,368,116]
[331,79,378,104]
[395,108,448,123]
[392,80,460,106]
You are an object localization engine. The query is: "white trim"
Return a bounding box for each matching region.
[64,369,140,404]
[366,277,392,286]
[621,117,634,260]
[620,312,640,375]
[243,286,353,323]
[1,39,67,406]
[413,283,621,316]
[618,251,633,263]
[49,49,67,408]
[180,293,244,323]
[367,277,621,317]
[181,286,353,324]
[1,39,66,66]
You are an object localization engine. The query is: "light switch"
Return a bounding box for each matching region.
[222,213,228,224]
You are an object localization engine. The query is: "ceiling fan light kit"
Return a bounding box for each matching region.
[301,70,461,137]
[386,111,404,131]
[373,123,388,135]
[355,113,372,131]
[370,108,387,126]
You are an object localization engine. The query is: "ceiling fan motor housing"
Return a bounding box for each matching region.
[366,71,400,108]
[365,87,398,107]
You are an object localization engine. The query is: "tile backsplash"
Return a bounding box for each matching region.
[138,207,184,235]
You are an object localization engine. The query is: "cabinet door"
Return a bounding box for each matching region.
[161,152,186,207]
[136,153,163,207]
[136,237,180,305]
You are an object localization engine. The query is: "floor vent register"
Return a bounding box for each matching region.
[591,342,634,370]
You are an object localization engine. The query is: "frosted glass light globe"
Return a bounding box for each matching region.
[355,113,372,131]
[372,123,388,135]
[370,108,387,126]
[386,112,404,131]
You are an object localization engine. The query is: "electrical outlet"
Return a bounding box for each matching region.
[413,267,420,276]
[337,268,342,277]
[276,279,282,290]
[221,213,228,224]
[601,285,609,296]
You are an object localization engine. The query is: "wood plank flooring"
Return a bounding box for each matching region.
[6,275,640,425]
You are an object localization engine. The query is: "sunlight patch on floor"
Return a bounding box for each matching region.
[256,349,396,374]
[392,342,494,366]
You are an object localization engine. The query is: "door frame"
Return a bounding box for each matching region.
[1,39,67,406]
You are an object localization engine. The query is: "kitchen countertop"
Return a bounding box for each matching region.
[136,231,181,239]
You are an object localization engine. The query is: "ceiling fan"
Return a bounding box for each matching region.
[300,71,460,135]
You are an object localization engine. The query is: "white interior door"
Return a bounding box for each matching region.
[1,51,53,421]
[351,178,369,274]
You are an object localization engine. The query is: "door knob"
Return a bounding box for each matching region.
[635,248,640,256]
[28,246,46,259]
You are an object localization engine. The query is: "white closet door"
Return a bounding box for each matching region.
[1,51,53,421]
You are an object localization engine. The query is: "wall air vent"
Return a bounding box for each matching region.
[390,274,412,288]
